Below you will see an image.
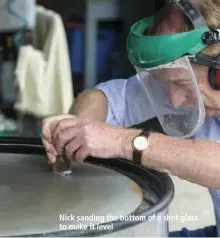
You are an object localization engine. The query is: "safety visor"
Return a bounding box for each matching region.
[135,56,206,138]
[127,0,220,69]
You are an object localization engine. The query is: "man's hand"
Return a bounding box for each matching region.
[41,114,75,164]
[42,115,139,164]
[51,117,128,163]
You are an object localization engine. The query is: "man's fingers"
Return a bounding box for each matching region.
[42,139,57,155]
[54,127,79,155]
[47,152,56,164]
[42,139,57,164]
[42,115,75,143]
[52,118,80,144]
[64,138,82,160]
[41,115,77,164]
[74,146,90,163]
[42,119,57,143]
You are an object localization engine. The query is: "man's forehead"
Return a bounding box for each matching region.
[152,67,192,82]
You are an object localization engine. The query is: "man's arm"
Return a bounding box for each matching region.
[123,130,220,189]
[69,76,156,127]
[69,89,108,121]
[69,79,129,126]
[44,115,220,188]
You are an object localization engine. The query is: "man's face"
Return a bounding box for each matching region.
[155,63,220,117]
[144,4,220,117]
[152,66,196,109]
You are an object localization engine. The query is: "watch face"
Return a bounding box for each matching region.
[133,136,149,151]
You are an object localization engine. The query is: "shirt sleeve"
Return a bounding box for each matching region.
[95,79,126,126]
[95,76,156,127]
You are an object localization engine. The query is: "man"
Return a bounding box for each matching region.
[42,0,220,236]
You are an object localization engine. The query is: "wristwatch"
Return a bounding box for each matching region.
[132,130,151,165]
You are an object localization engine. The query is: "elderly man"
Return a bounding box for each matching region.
[42,0,220,236]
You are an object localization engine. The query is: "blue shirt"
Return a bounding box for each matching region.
[95,75,220,235]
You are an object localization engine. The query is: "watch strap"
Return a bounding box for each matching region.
[133,130,151,165]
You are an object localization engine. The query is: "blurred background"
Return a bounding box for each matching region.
[0,0,166,137]
[0,1,215,233]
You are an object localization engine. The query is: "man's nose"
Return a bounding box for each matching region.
[168,84,186,108]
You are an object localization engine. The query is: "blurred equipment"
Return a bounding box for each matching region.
[0,112,17,135]
[15,6,74,117]
[65,21,122,84]
[0,0,36,32]
[84,0,119,89]
[0,0,36,105]
[0,0,36,135]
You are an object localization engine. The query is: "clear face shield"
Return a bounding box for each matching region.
[135,56,206,138]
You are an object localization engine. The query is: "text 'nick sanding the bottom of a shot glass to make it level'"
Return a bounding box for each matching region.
[59,213,199,231]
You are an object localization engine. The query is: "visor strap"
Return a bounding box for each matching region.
[190,53,220,70]
[176,0,208,29]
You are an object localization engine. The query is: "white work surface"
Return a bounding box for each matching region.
[85,0,119,89]
[169,176,215,231]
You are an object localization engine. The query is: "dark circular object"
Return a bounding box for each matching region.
[0,137,174,237]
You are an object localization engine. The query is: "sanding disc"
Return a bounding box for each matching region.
[0,154,143,236]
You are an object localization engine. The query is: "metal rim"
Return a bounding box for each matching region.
[0,137,174,237]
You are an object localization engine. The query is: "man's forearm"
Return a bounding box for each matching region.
[123,130,220,189]
[69,90,108,121]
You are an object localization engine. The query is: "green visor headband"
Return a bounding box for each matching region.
[127,0,220,68]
